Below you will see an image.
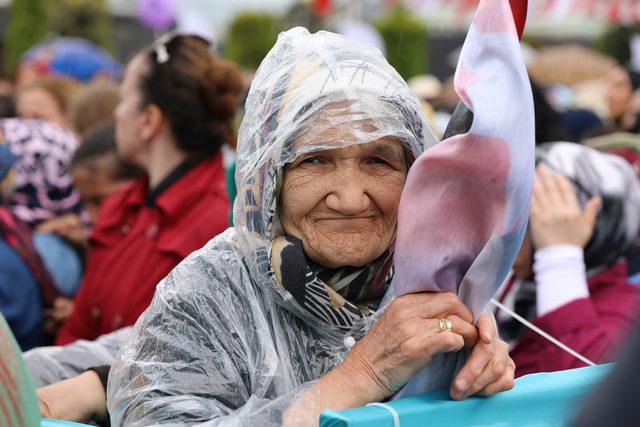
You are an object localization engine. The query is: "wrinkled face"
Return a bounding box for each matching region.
[280,131,408,268]
[17,87,68,129]
[113,54,148,164]
[607,67,633,120]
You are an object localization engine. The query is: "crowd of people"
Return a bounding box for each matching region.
[1,5,640,426]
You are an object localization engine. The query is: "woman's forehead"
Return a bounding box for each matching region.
[291,98,402,148]
[293,136,406,159]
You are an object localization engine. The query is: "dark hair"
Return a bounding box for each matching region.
[72,122,144,181]
[530,79,569,144]
[140,35,243,158]
[626,67,640,92]
[0,95,15,118]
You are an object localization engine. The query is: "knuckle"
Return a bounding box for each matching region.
[491,360,504,378]
[442,292,459,305]
[443,332,463,350]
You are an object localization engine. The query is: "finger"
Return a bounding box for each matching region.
[582,197,601,234]
[538,165,566,208]
[476,313,496,344]
[554,172,579,207]
[478,358,516,396]
[35,222,55,233]
[532,167,550,210]
[425,315,478,347]
[423,331,465,358]
[420,292,474,324]
[451,340,509,400]
[530,184,542,219]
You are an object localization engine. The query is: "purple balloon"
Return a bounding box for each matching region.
[137,0,176,30]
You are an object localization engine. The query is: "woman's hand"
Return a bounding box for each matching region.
[451,313,514,400]
[36,214,88,250]
[530,165,600,250]
[284,295,504,425]
[340,292,478,403]
[43,297,75,335]
[37,370,107,423]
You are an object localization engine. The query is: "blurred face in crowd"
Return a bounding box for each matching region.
[114,54,151,165]
[607,66,633,120]
[17,87,68,129]
[279,120,408,268]
[71,155,129,224]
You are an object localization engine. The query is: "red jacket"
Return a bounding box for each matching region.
[57,156,229,345]
[510,261,640,377]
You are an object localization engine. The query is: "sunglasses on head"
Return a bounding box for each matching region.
[149,31,211,65]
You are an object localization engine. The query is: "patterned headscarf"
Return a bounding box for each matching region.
[0,119,81,227]
[499,141,640,342]
[234,27,436,332]
[536,142,640,269]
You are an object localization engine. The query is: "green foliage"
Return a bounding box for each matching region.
[281,3,324,34]
[595,24,640,65]
[3,0,112,75]
[46,0,112,51]
[522,34,544,50]
[226,13,281,70]
[4,0,50,75]
[375,6,429,80]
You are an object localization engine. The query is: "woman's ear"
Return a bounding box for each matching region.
[139,104,165,144]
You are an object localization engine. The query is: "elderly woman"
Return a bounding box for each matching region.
[108,28,513,425]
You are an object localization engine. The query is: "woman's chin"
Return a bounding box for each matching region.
[307,245,386,268]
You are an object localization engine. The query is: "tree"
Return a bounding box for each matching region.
[375,6,429,80]
[595,24,640,66]
[4,0,50,75]
[225,13,281,70]
[46,0,112,51]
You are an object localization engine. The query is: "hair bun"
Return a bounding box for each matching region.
[202,58,244,122]
[140,36,244,156]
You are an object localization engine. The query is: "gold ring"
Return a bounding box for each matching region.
[438,317,453,333]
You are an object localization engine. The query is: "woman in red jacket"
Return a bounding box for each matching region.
[497,142,640,376]
[56,34,243,344]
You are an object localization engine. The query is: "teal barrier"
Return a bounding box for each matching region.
[41,419,92,427]
[320,364,611,427]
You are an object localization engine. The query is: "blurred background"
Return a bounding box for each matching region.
[0,0,636,77]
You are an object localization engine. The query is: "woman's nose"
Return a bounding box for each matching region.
[325,171,369,214]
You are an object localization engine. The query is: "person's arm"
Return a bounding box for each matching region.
[529,164,598,318]
[37,370,107,423]
[534,245,589,317]
[25,326,130,388]
[109,248,512,426]
[284,311,513,425]
[512,165,615,374]
[35,214,89,253]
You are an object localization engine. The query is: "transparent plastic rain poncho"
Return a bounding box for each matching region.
[108,27,436,425]
[24,327,131,387]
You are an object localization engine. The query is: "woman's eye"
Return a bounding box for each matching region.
[301,156,323,165]
[367,157,390,165]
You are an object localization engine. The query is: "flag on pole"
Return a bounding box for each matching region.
[393,0,534,397]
